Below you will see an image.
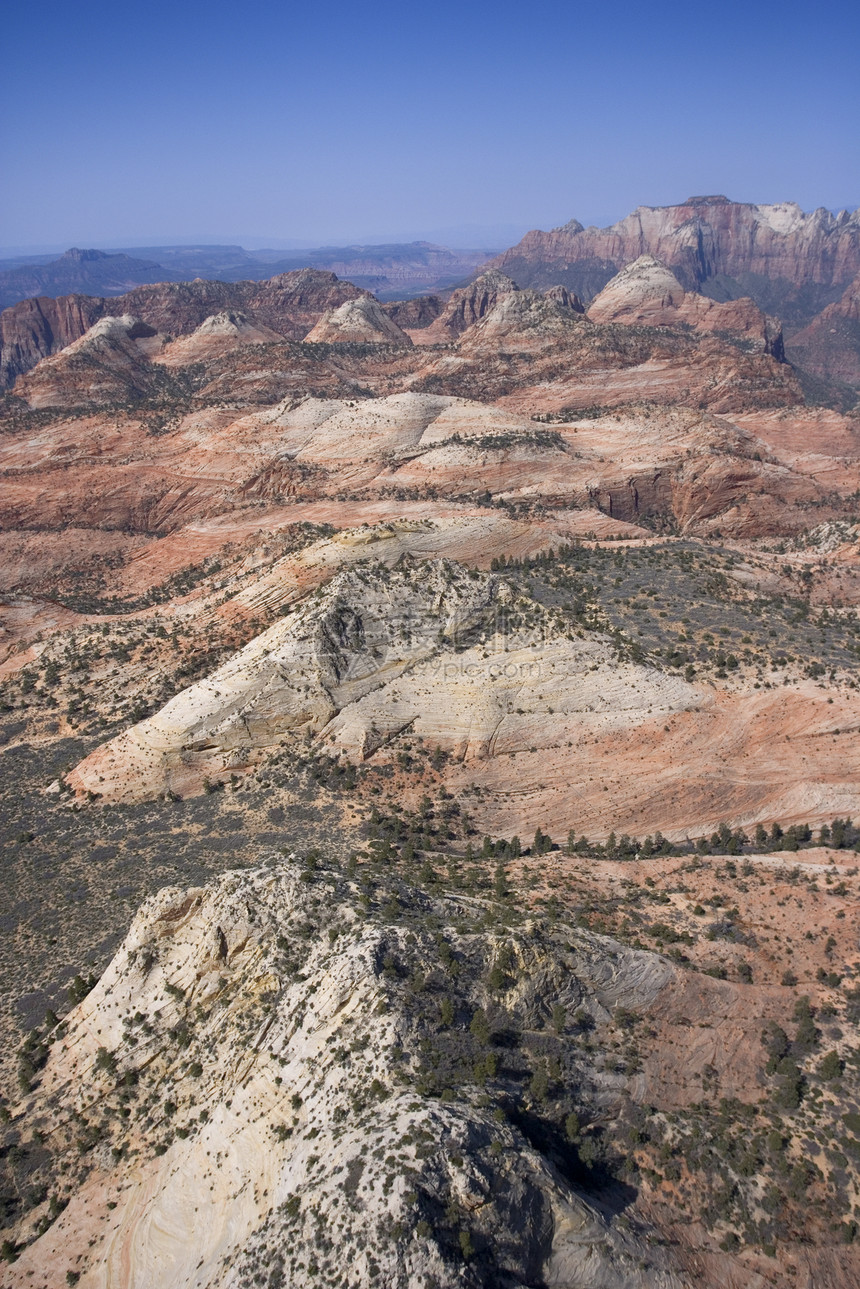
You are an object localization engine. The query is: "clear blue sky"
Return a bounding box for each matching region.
[3,0,858,250]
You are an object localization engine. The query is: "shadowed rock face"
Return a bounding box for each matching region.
[0,293,106,388]
[382,294,444,329]
[788,270,860,387]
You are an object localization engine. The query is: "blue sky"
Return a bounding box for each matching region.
[3,0,858,250]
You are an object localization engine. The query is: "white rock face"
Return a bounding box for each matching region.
[259,390,544,462]
[9,863,681,1289]
[752,202,808,235]
[58,313,158,354]
[305,296,413,345]
[68,559,697,802]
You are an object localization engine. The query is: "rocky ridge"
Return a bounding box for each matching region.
[1,858,691,1289]
[0,270,367,389]
[6,838,860,1289]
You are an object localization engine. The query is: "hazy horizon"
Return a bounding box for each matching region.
[4,0,858,253]
[3,196,860,264]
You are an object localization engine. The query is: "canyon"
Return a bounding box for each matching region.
[1,196,859,1288]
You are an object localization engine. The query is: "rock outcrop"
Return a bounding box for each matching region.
[588,256,785,355]
[13,314,161,409]
[416,270,521,343]
[5,861,683,1289]
[304,295,413,345]
[382,294,444,329]
[154,311,284,366]
[587,256,686,321]
[457,287,588,350]
[65,556,699,802]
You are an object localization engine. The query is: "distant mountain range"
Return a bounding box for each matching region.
[0,247,188,311]
[0,242,496,311]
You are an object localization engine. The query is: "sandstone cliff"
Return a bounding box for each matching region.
[0,293,106,389]
[416,270,521,343]
[488,196,860,323]
[382,295,444,330]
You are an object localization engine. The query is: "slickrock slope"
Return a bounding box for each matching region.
[1,387,858,630]
[61,542,860,843]
[67,559,697,803]
[0,393,581,538]
[488,197,860,319]
[304,295,413,345]
[556,404,860,536]
[5,863,684,1289]
[587,257,686,321]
